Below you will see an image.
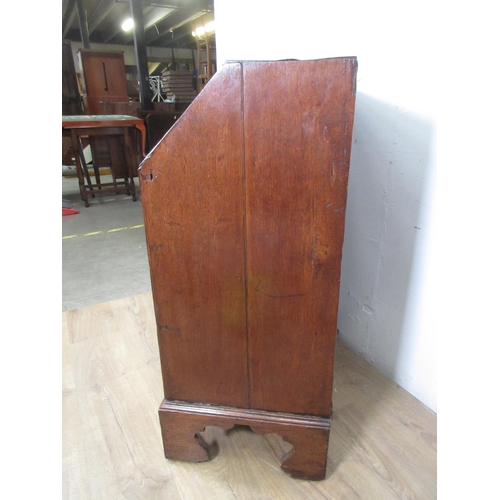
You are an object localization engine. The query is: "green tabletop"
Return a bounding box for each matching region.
[62,115,140,122]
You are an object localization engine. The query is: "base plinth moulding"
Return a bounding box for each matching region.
[158,399,331,481]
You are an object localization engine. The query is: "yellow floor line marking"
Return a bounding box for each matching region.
[63,224,144,240]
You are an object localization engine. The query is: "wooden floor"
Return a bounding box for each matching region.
[62,292,436,499]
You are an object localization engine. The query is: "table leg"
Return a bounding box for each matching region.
[91,136,102,188]
[124,128,137,201]
[71,130,90,207]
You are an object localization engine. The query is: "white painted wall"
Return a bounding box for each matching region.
[214,0,438,411]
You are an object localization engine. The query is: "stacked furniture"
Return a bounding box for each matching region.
[161,70,197,104]
[72,49,142,200]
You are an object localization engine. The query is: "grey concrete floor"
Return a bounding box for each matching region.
[62,174,152,311]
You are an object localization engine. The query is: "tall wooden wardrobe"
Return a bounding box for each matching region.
[77,49,129,114]
[139,57,358,481]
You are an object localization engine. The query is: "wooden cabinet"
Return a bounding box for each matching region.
[139,57,358,480]
[77,49,129,114]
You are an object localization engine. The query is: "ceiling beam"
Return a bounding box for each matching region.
[88,0,117,34]
[62,0,214,48]
[75,0,91,48]
[119,6,175,45]
[116,0,213,10]
[62,0,77,38]
[144,6,175,28]
[149,17,208,48]
[103,0,134,45]
[144,8,208,45]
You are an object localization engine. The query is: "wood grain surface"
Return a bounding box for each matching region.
[243,58,357,416]
[62,293,437,499]
[140,62,249,407]
[158,400,331,480]
[139,58,358,419]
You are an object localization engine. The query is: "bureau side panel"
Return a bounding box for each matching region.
[244,58,357,417]
[140,63,249,408]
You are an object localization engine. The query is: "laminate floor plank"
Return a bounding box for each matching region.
[63,315,92,500]
[205,426,325,500]
[332,345,437,483]
[62,292,436,499]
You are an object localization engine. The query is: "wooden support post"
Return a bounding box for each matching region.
[130,0,154,110]
[75,0,90,48]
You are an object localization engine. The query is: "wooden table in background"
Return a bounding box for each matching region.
[62,115,146,207]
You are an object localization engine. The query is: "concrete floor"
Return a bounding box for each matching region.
[62,174,152,311]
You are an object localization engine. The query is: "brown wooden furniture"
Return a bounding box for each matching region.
[77,49,129,114]
[139,57,357,480]
[62,115,146,207]
[142,112,180,153]
[76,49,136,192]
[99,100,143,117]
[98,101,182,153]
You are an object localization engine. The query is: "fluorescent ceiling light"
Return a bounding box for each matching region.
[121,18,134,31]
[192,21,215,37]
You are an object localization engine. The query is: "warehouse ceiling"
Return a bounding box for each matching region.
[62,0,215,50]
